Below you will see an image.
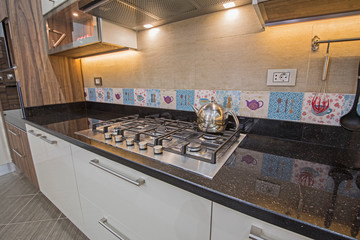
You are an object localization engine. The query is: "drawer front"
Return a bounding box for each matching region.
[211,203,311,240]
[80,194,141,240]
[72,145,211,240]
[25,124,83,231]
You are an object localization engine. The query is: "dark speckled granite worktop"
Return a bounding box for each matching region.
[4,102,360,240]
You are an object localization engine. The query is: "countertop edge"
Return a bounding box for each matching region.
[21,119,356,240]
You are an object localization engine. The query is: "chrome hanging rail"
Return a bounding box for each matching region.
[311,35,360,51]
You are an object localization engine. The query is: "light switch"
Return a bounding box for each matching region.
[94,77,102,86]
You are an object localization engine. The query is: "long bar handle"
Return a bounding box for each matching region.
[40,136,57,145]
[98,218,130,240]
[8,129,19,136]
[90,159,145,186]
[249,226,275,240]
[12,149,25,158]
[28,130,41,137]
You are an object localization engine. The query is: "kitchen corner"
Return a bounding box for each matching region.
[1,0,360,240]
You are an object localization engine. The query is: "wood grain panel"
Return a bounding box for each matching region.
[261,0,360,22]
[0,0,7,21]
[6,0,84,107]
[5,122,39,188]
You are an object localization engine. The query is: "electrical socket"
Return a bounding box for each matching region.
[255,179,281,197]
[267,69,297,86]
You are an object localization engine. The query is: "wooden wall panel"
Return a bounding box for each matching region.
[0,0,7,21]
[6,0,84,107]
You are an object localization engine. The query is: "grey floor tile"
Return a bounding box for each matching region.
[0,195,34,225]
[2,175,38,197]
[0,172,21,194]
[46,219,89,240]
[0,220,56,240]
[11,193,61,223]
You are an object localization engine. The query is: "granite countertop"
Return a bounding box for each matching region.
[4,103,360,240]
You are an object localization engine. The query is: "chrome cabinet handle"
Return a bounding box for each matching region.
[28,130,41,137]
[99,218,130,240]
[40,136,57,145]
[12,149,25,158]
[8,129,19,136]
[90,159,145,186]
[249,225,275,240]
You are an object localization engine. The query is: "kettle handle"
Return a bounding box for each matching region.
[227,110,240,130]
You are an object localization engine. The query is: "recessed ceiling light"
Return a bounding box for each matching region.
[144,24,153,29]
[73,12,79,17]
[223,2,235,8]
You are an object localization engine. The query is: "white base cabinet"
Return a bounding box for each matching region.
[26,124,83,231]
[211,202,311,240]
[71,144,212,240]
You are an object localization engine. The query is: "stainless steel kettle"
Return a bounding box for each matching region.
[192,101,239,133]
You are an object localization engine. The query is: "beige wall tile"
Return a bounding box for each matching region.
[81,5,360,94]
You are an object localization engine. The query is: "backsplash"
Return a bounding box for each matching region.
[84,88,360,126]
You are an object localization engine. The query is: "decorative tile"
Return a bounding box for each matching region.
[341,94,360,116]
[215,90,241,115]
[239,91,270,118]
[325,170,359,198]
[268,92,304,121]
[235,148,263,175]
[95,88,105,102]
[103,88,113,103]
[194,90,216,109]
[301,93,344,126]
[160,89,176,109]
[261,154,294,181]
[88,88,96,102]
[113,88,123,104]
[122,88,134,105]
[176,90,195,111]
[84,88,89,101]
[146,89,161,108]
[134,89,147,106]
[290,159,330,190]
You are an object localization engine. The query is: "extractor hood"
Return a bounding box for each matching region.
[78,0,252,30]
[253,0,360,27]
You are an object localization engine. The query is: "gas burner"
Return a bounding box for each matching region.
[202,134,219,140]
[76,114,246,179]
[187,142,202,152]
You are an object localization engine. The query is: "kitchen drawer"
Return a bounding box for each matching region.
[72,145,211,240]
[80,194,141,240]
[211,202,311,240]
[26,124,83,231]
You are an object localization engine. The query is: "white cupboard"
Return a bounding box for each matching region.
[26,124,83,231]
[211,202,311,240]
[71,144,212,240]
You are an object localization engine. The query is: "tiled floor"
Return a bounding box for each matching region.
[0,171,89,240]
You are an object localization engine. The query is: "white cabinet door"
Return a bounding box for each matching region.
[26,124,83,231]
[211,202,311,240]
[72,145,211,240]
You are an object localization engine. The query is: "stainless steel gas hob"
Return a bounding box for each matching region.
[76,115,246,179]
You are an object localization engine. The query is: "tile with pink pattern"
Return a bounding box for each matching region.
[134,89,147,106]
[95,88,105,102]
[290,159,330,190]
[194,90,216,109]
[301,93,344,126]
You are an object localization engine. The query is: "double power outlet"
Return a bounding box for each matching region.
[266,69,297,86]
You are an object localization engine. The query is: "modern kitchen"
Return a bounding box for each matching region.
[0,0,360,239]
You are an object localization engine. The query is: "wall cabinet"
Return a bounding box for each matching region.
[0,0,7,20]
[71,144,212,240]
[211,202,311,240]
[26,124,83,231]
[5,122,38,188]
[41,0,67,15]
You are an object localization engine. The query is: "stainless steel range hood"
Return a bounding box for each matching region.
[78,0,252,30]
[253,0,360,27]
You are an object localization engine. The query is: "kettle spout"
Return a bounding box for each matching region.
[192,105,199,116]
